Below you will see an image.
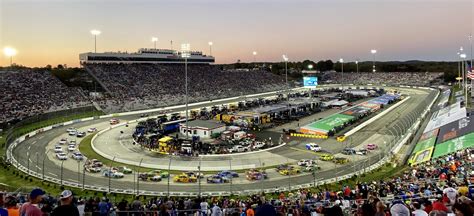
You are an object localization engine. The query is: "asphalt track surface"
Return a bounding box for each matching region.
[12,87,436,195]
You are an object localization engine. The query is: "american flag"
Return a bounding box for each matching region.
[468,62,474,79]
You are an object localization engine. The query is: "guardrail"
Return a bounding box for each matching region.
[6,85,440,197]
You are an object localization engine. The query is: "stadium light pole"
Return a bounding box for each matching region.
[253,51,257,62]
[461,53,467,102]
[283,55,289,107]
[371,49,377,72]
[90,30,101,53]
[355,60,359,73]
[3,47,17,66]
[469,35,473,98]
[458,52,462,87]
[208,41,213,56]
[339,58,344,85]
[152,37,158,49]
[181,43,191,139]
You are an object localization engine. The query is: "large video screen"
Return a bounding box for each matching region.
[303,77,318,87]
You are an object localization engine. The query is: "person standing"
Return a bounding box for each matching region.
[0,193,8,216]
[19,188,45,216]
[51,190,79,216]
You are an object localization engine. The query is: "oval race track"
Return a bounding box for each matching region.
[9,85,438,196]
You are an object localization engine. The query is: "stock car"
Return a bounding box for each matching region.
[252,142,266,150]
[217,170,239,178]
[87,128,97,133]
[297,159,316,167]
[76,132,86,138]
[278,166,301,176]
[367,144,378,150]
[56,152,67,160]
[185,171,204,179]
[68,130,77,136]
[228,145,249,153]
[173,174,197,183]
[71,152,84,160]
[150,175,162,182]
[319,154,334,161]
[54,145,63,153]
[66,127,76,133]
[342,148,356,155]
[87,159,103,167]
[102,169,124,178]
[334,157,349,164]
[356,149,368,155]
[245,169,267,181]
[305,143,322,152]
[67,144,76,151]
[85,165,101,173]
[69,140,77,145]
[58,138,68,145]
[303,165,321,172]
[147,170,169,178]
[116,166,133,174]
[207,175,230,184]
[110,118,120,125]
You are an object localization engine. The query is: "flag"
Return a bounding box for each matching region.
[468,62,474,79]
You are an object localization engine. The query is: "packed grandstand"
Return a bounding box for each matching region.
[1,58,473,216]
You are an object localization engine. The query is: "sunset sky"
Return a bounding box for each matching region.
[1,0,473,67]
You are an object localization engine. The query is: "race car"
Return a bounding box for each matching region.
[173,174,197,183]
[342,148,356,155]
[102,169,124,178]
[71,152,84,160]
[207,175,230,184]
[76,132,86,138]
[303,165,321,172]
[305,143,322,152]
[217,170,239,178]
[138,173,149,181]
[297,159,316,167]
[87,159,103,167]
[147,170,169,178]
[245,169,267,181]
[54,145,63,153]
[67,144,76,151]
[150,175,162,182]
[56,152,67,160]
[85,165,101,173]
[68,130,77,136]
[185,171,204,179]
[58,138,68,145]
[366,144,377,150]
[278,166,301,176]
[252,142,266,150]
[87,127,97,133]
[356,149,368,155]
[319,154,334,161]
[66,127,76,133]
[110,118,120,125]
[69,140,77,145]
[228,145,249,153]
[116,166,133,174]
[275,164,291,172]
[334,157,349,164]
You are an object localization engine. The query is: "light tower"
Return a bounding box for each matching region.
[370,49,377,72]
[339,58,344,84]
[181,43,191,139]
[252,51,257,62]
[152,37,158,49]
[208,42,213,56]
[282,55,289,106]
[3,47,17,66]
[355,60,359,73]
[90,30,101,53]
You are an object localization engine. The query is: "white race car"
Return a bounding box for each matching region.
[305,143,322,152]
[66,127,76,133]
[67,144,76,151]
[58,138,68,145]
[252,142,266,150]
[71,152,84,160]
[85,165,101,173]
[56,152,67,160]
[87,128,97,133]
[54,145,63,153]
[297,159,315,167]
[68,131,77,136]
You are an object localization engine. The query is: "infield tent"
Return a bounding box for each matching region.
[300,113,354,135]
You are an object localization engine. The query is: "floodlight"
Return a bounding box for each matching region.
[3,47,17,57]
[90,30,101,35]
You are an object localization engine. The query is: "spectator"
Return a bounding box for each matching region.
[0,193,8,216]
[19,188,45,216]
[412,202,428,216]
[5,195,19,216]
[51,190,79,216]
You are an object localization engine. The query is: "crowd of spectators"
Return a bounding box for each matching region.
[2,148,472,215]
[321,72,444,86]
[84,63,286,113]
[0,69,90,125]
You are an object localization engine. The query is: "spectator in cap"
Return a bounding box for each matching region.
[19,188,45,216]
[5,195,19,216]
[51,190,79,216]
[0,193,8,216]
[390,203,410,216]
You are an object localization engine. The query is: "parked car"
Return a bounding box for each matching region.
[356,149,368,155]
[76,132,86,138]
[87,128,97,133]
[150,175,162,182]
[58,138,68,145]
[303,165,321,172]
[71,152,84,160]
[252,142,266,150]
[54,145,63,153]
[110,118,120,125]
[56,152,67,160]
[87,159,103,167]
[305,143,322,152]
[69,140,77,145]
[334,157,349,164]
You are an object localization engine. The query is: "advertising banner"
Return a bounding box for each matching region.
[431,133,474,159]
[342,106,371,117]
[419,129,439,141]
[436,116,474,144]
